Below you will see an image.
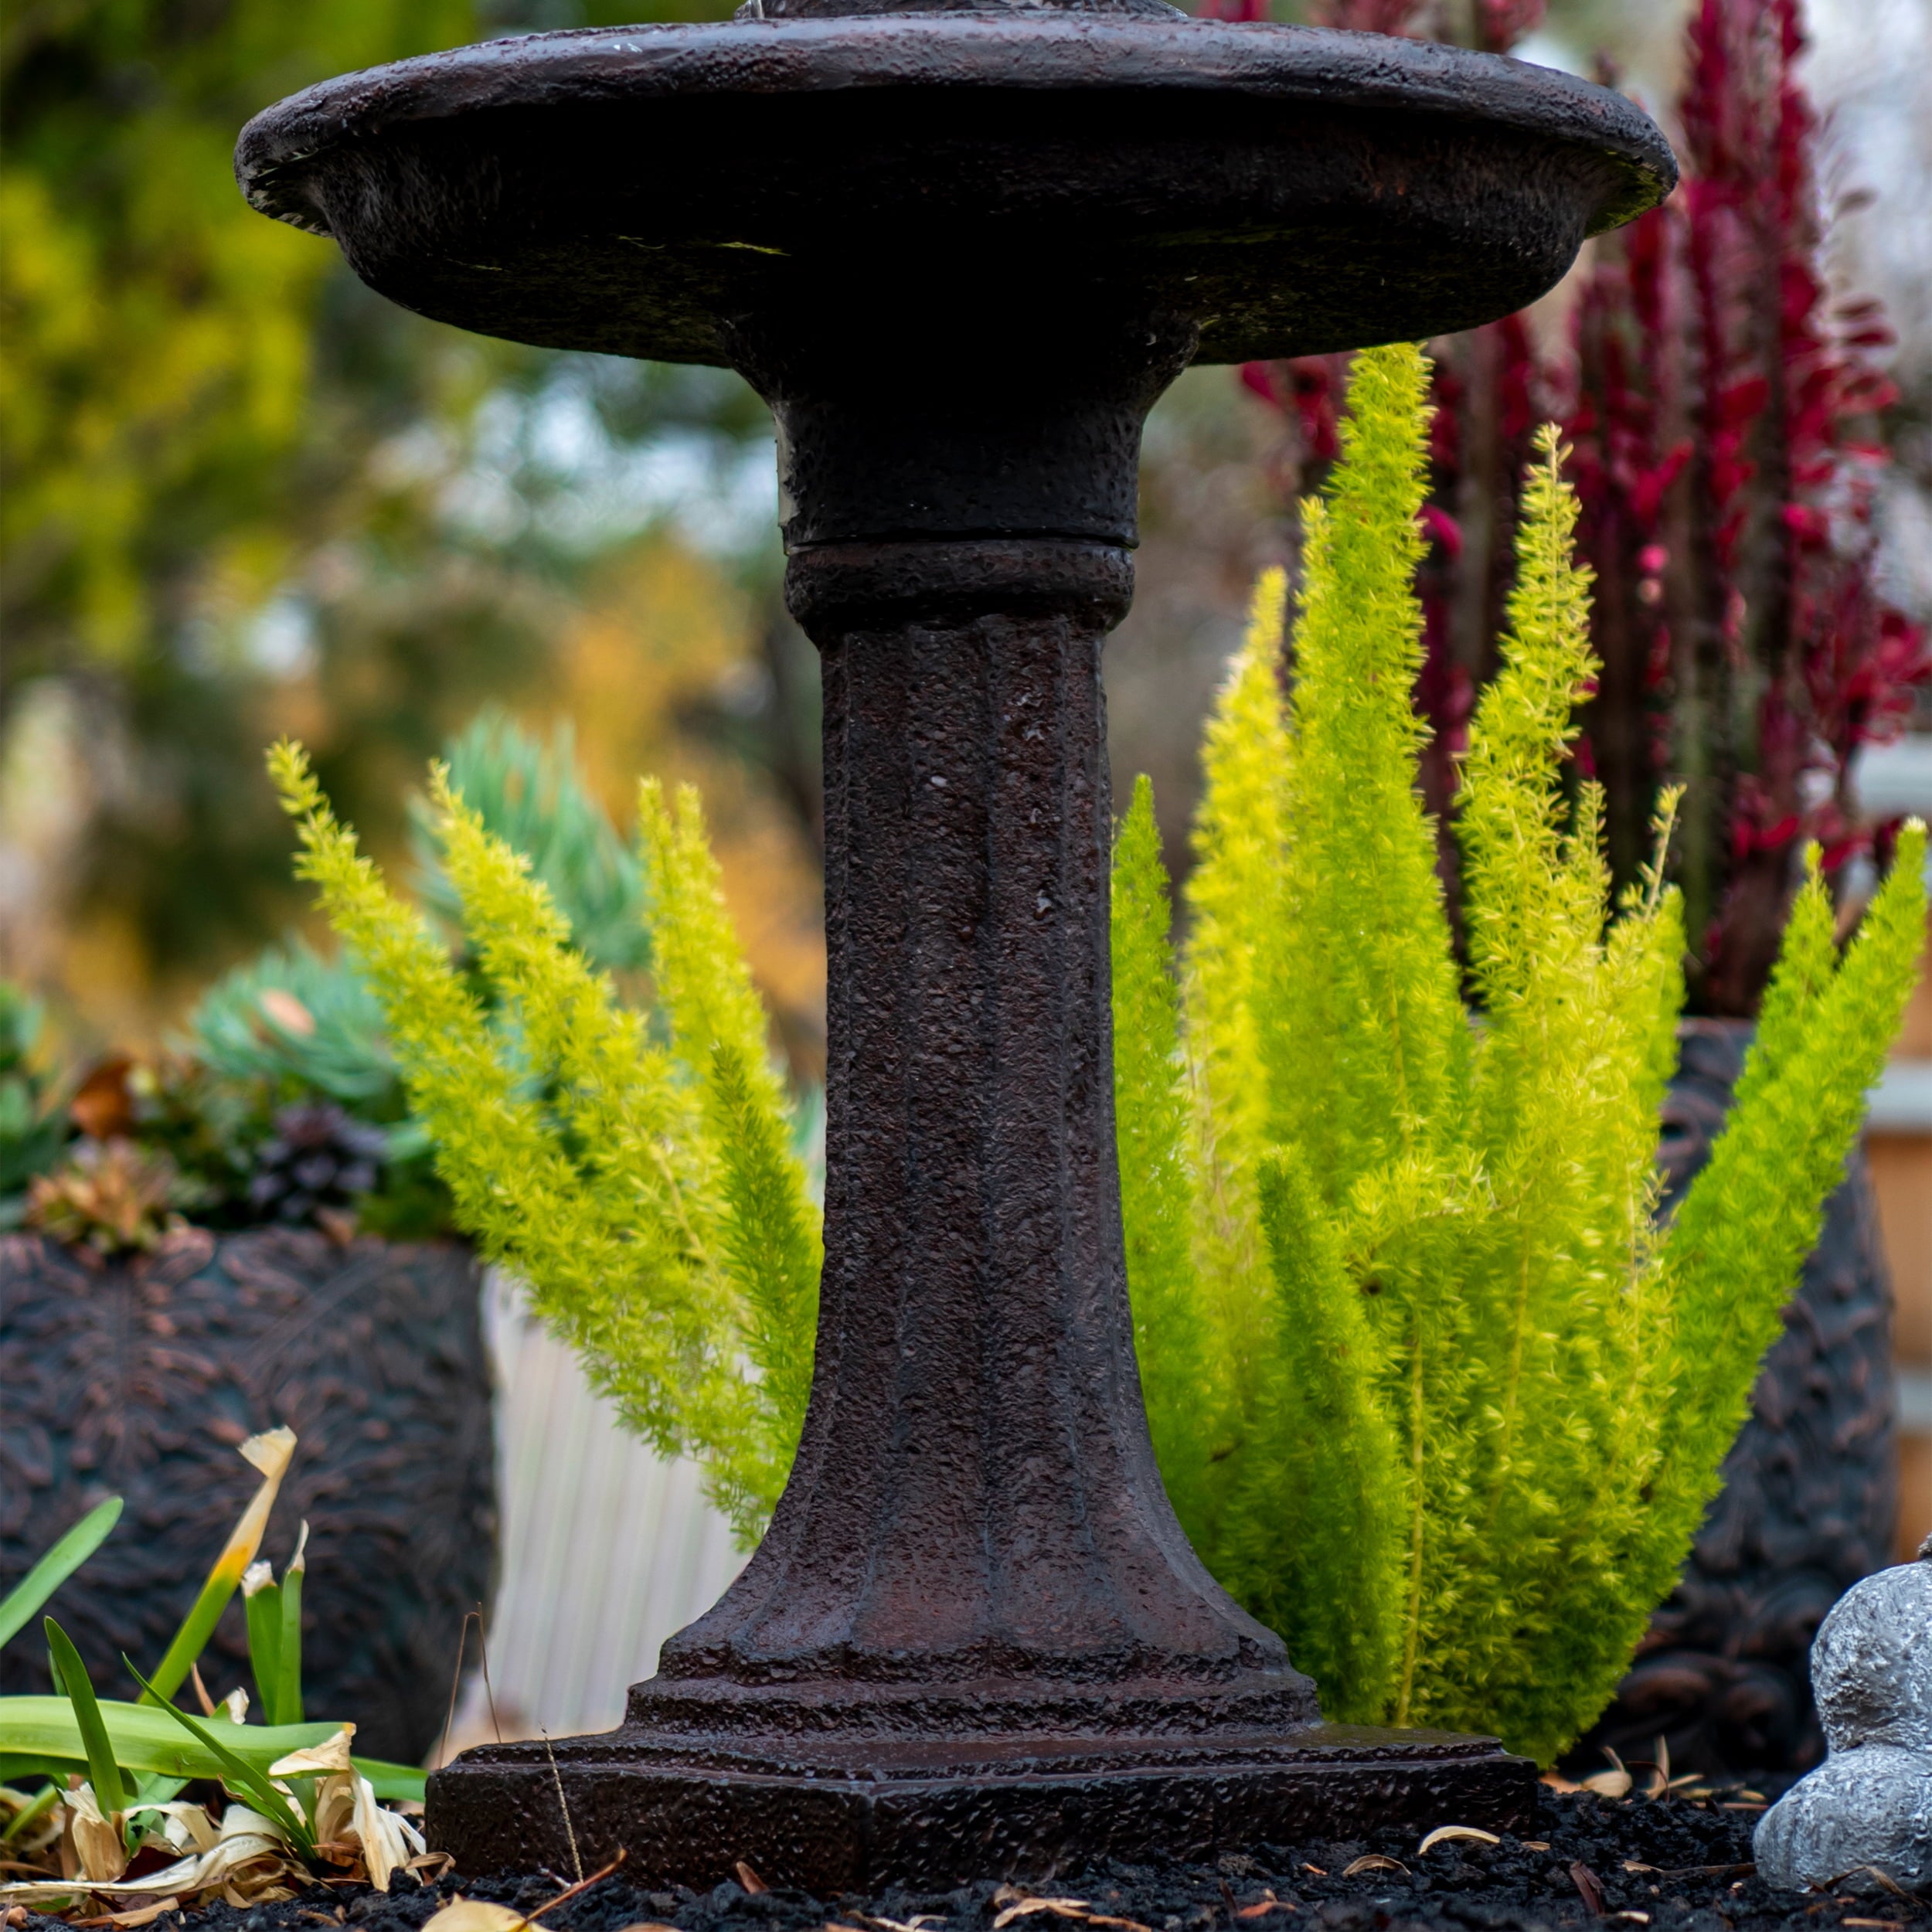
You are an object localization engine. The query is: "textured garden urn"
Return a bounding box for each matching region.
[236,1,1675,1889]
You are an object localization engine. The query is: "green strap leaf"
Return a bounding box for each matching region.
[141,1427,295,1706]
[45,1617,131,1813]
[0,1696,424,1802]
[244,1570,284,1726]
[0,1498,123,1651]
[276,1530,306,1728]
[119,1657,316,1856]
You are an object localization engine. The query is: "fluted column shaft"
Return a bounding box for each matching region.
[651,311,1302,1704]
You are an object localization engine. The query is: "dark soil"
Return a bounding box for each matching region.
[22,1790,1928,1932]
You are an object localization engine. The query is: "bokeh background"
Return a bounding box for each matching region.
[5,0,1932,1747]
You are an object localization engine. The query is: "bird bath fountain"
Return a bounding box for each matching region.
[237,2,1674,1891]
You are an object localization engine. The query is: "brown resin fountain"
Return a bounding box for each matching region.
[236,2,1675,1891]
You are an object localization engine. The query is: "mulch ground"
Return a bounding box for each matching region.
[19,1789,1928,1932]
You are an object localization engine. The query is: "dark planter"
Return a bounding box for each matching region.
[0,1227,496,1764]
[1566,1019,1897,1779]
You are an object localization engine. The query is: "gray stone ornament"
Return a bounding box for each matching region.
[1755,1536,1932,1894]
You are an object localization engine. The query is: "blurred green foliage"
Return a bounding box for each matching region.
[413,709,654,976]
[0,0,763,1003]
[0,985,66,1219]
[1,0,471,674]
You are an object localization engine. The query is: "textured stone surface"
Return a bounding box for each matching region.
[1815,1536,1932,1752]
[1755,1744,1932,1893]
[1755,1544,1932,1894]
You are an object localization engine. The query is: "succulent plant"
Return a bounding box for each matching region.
[190,939,398,1109]
[25,1138,189,1255]
[0,985,68,1223]
[246,1100,388,1229]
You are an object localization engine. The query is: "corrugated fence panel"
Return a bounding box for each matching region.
[458,1272,746,1747]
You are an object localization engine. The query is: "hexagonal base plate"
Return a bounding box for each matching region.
[428,1724,1536,1889]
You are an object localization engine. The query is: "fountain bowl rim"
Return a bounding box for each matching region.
[237,15,1676,238]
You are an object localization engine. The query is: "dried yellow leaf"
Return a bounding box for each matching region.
[1339,1856,1410,1880]
[422,1897,554,1932]
[993,1900,1085,1929]
[1581,1768,1634,1798]
[1417,1826,1501,1856]
[352,1773,423,1892]
[269,1728,356,1777]
[66,1782,130,1885]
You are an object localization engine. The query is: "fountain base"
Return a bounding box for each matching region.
[428,1720,1533,1889]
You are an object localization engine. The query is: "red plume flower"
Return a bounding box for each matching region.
[1237,0,1930,1014]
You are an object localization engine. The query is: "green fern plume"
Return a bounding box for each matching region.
[1182,568,1292,1371]
[268,739,820,1542]
[415,707,651,974]
[1223,1145,1403,1720]
[1256,341,1464,1204]
[640,777,821,1492]
[1112,346,1926,1762]
[1651,825,1927,1553]
[1111,774,1213,1545]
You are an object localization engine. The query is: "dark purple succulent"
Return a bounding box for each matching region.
[247,1100,388,1226]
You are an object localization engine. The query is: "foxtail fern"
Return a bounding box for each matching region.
[268,744,817,1543]
[1114,343,1926,1762]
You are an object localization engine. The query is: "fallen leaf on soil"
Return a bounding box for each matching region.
[1855,1868,1913,1901]
[994,1900,1089,1929]
[1233,1889,1291,1917]
[1579,1749,1633,1800]
[66,1784,131,1885]
[352,1774,420,1892]
[1570,1862,1606,1916]
[2,1804,301,1912]
[71,1895,183,1927]
[1417,1827,1498,1856]
[422,1898,553,1932]
[991,1893,1148,1932]
[1339,1858,1408,1881]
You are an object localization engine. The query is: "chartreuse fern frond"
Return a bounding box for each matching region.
[1412,430,1688,1758]
[1254,342,1464,1207]
[419,764,756,1480]
[1223,1146,1403,1720]
[1111,344,1924,1763]
[1111,774,1213,1546]
[1653,824,1928,1532]
[1182,571,1291,1357]
[638,777,823,1501]
[268,739,818,1543]
[707,1040,821,1504]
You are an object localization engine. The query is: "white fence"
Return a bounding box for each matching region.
[441,1274,746,1757]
